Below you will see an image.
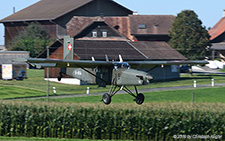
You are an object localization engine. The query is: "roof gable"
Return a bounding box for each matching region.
[67,16,101,37]
[208,17,225,42]
[0,0,133,23]
[67,16,127,40]
[0,0,92,22]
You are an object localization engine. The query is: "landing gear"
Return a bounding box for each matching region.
[57,72,63,81]
[101,84,145,105]
[102,93,111,105]
[135,93,145,105]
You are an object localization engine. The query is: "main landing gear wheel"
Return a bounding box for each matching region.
[102,93,111,105]
[135,93,145,105]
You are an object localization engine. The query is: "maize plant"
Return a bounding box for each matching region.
[0,101,224,140]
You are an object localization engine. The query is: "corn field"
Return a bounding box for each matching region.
[0,101,224,140]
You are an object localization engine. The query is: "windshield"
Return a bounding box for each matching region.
[114,62,131,69]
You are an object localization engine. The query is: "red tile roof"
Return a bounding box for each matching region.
[208,17,225,41]
[67,16,100,37]
[67,15,175,40]
[104,17,133,40]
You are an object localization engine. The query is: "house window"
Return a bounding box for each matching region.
[138,24,146,29]
[102,31,107,37]
[92,31,97,37]
[114,25,120,30]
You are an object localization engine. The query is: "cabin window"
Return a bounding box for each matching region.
[92,31,97,37]
[102,31,107,37]
[138,24,146,29]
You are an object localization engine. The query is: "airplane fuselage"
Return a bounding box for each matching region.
[62,62,153,87]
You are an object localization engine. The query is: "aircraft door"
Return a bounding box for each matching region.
[96,66,112,87]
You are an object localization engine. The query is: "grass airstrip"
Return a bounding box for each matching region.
[0,69,225,103]
[0,70,225,103]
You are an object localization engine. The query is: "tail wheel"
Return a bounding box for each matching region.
[136,93,145,105]
[102,93,111,105]
[57,76,62,81]
[57,72,63,81]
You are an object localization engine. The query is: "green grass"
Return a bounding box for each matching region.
[33,86,225,104]
[0,69,225,99]
[220,68,225,72]
[0,69,109,99]
[146,73,225,88]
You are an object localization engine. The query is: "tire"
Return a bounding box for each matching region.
[136,93,145,105]
[102,93,111,105]
[57,76,62,81]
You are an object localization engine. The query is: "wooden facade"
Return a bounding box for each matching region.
[1,0,132,46]
[4,21,57,46]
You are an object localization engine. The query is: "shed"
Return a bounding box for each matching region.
[0,51,29,80]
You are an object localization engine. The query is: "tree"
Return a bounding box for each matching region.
[8,22,54,58]
[169,10,211,60]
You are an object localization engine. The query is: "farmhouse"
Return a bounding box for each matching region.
[208,9,225,61]
[37,16,186,82]
[0,0,187,83]
[0,0,133,46]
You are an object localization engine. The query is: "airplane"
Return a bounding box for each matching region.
[16,37,208,105]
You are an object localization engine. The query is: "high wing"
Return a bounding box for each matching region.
[16,58,208,69]
[17,58,113,68]
[127,60,209,69]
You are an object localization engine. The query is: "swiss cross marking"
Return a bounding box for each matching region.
[68,44,73,51]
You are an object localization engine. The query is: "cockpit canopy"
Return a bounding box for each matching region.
[114,62,131,69]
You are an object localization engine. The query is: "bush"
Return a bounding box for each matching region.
[8,22,54,58]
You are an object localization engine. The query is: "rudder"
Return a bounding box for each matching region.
[63,35,74,60]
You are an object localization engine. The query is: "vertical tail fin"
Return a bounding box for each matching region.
[63,35,74,60]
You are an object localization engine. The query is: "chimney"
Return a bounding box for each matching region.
[223,9,225,17]
[13,7,16,14]
[133,10,138,15]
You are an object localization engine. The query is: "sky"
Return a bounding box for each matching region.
[0,0,225,45]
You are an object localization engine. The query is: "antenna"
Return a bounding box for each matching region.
[13,7,16,14]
